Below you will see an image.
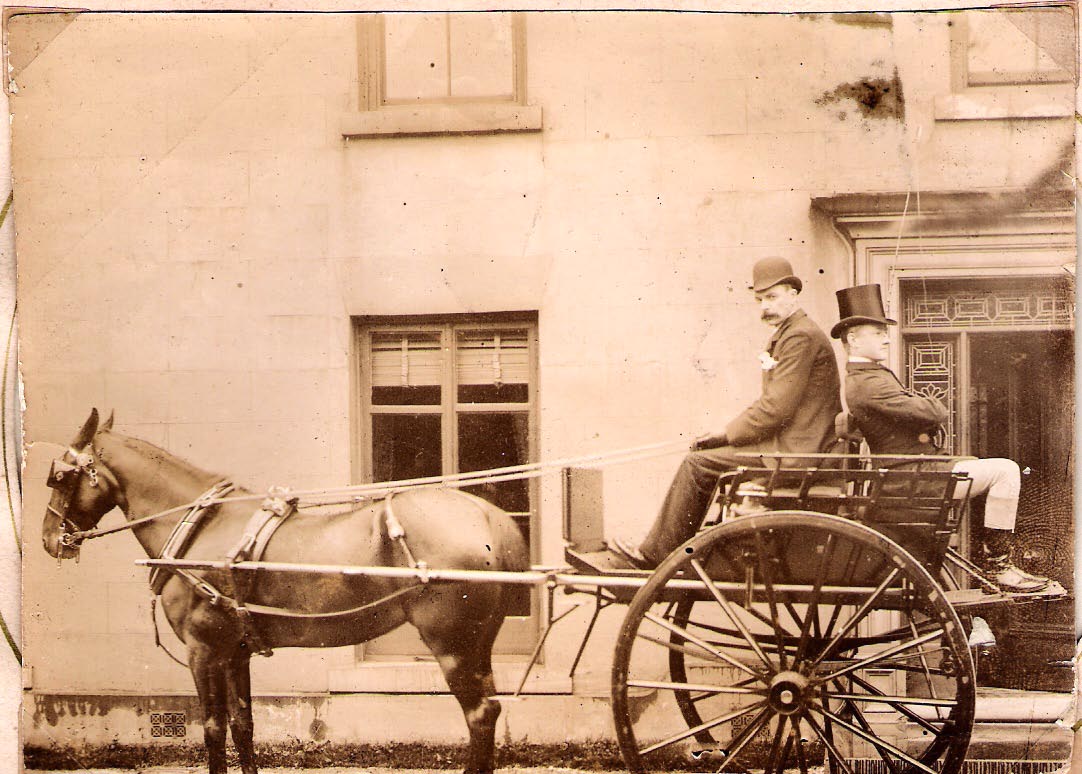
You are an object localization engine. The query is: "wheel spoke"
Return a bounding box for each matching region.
[815,628,945,684]
[690,558,775,674]
[627,678,763,696]
[791,717,810,774]
[643,611,764,680]
[669,613,805,660]
[810,567,902,669]
[753,531,789,670]
[844,696,901,774]
[800,708,857,774]
[906,609,941,711]
[809,701,941,774]
[826,691,956,708]
[793,533,837,666]
[765,714,790,774]
[716,705,774,773]
[846,673,950,736]
[640,699,768,756]
[819,540,869,646]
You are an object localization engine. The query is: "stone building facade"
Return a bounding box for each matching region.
[12,8,1076,755]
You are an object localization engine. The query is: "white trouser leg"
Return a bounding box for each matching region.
[950,458,1021,531]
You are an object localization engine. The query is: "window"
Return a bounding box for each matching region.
[383,13,517,103]
[356,313,538,655]
[938,7,1076,120]
[343,12,542,138]
[957,7,1075,87]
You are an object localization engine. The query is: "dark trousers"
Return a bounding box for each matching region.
[639,446,745,567]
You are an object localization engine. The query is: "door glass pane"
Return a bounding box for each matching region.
[372,414,441,483]
[458,412,529,513]
[904,338,957,454]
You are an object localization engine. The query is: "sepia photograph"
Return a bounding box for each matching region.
[7,5,1078,774]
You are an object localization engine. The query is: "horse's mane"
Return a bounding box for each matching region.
[100,431,226,484]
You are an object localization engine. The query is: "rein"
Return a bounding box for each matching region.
[63,439,687,545]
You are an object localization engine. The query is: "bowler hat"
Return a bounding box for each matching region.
[831,284,897,339]
[750,256,802,293]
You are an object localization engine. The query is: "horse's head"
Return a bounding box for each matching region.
[42,408,123,559]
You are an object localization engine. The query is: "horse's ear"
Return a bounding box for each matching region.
[72,408,99,449]
[101,410,114,432]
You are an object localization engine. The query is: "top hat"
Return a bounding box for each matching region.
[831,284,897,339]
[750,257,802,293]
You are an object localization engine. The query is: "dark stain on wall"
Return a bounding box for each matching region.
[816,70,905,120]
[31,694,202,730]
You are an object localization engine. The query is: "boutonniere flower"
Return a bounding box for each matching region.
[759,352,779,371]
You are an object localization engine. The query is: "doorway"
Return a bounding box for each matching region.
[901,277,1074,691]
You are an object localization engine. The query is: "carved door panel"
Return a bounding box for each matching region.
[900,277,1074,692]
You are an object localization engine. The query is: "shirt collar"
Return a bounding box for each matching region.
[848,356,877,363]
[768,308,804,342]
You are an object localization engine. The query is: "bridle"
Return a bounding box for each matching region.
[46,443,106,555]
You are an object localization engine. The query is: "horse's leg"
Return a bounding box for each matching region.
[189,643,230,774]
[417,588,505,774]
[224,649,258,774]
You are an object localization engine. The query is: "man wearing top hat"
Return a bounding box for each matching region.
[610,257,841,570]
[833,283,1049,592]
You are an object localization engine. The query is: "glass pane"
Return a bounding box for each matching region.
[372,414,442,483]
[373,385,441,406]
[459,412,529,514]
[448,13,514,99]
[458,383,528,404]
[383,13,449,101]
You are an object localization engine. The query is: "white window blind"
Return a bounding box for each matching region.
[455,329,529,385]
[370,333,442,387]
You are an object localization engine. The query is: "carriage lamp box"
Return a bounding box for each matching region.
[563,467,605,551]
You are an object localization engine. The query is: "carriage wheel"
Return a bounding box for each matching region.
[613,511,975,774]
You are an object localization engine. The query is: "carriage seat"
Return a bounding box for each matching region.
[721,412,867,511]
[835,411,865,454]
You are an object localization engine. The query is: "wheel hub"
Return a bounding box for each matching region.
[768,671,809,715]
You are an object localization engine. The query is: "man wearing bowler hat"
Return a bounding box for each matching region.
[610,257,841,570]
[833,283,1049,592]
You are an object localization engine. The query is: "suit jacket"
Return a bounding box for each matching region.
[845,361,947,456]
[725,309,842,454]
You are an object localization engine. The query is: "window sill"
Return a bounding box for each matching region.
[340,102,543,139]
[934,88,1074,121]
[327,661,571,695]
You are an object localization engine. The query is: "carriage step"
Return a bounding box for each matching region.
[564,547,651,577]
[944,580,1069,608]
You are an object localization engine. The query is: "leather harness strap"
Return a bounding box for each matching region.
[152,490,427,660]
[221,489,300,656]
[150,480,235,595]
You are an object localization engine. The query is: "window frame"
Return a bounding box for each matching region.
[352,312,540,656]
[936,8,1076,121]
[343,12,542,139]
[949,8,1075,89]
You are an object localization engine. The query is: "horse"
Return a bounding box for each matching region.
[41,408,530,774]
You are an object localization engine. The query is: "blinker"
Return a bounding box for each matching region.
[46,460,78,491]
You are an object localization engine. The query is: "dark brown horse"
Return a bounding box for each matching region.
[42,409,529,774]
